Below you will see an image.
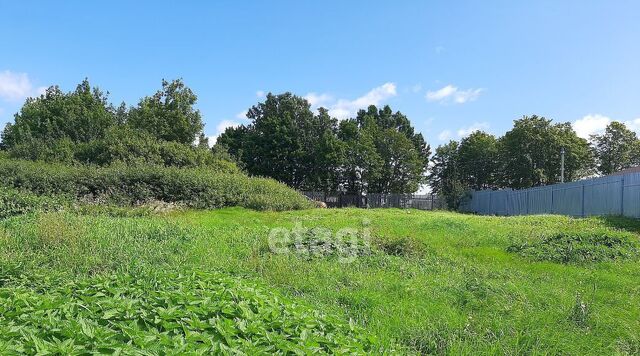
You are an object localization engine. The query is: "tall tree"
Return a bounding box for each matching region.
[127,79,204,144]
[457,131,498,190]
[218,93,326,189]
[1,79,115,149]
[591,121,640,175]
[428,141,467,208]
[498,115,592,189]
[345,105,430,194]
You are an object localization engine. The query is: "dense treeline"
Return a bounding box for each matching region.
[430,115,640,208]
[0,79,229,168]
[218,93,430,194]
[0,79,315,211]
[2,78,637,211]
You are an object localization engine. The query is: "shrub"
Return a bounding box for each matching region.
[0,158,312,211]
[8,132,239,171]
[507,231,640,263]
[0,187,68,219]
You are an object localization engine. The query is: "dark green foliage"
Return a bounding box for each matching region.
[127,79,204,144]
[591,121,640,175]
[1,80,115,149]
[342,106,430,194]
[1,79,218,169]
[508,231,639,263]
[0,158,312,211]
[457,131,499,190]
[428,140,468,209]
[0,271,373,354]
[498,116,593,188]
[220,93,344,191]
[218,95,430,193]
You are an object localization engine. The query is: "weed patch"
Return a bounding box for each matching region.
[507,231,640,263]
[0,271,374,354]
[374,235,426,257]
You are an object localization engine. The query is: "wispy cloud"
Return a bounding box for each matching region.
[235,111,248,120]
[426,84,484,104]
[304,92,333,107]
[305,83,397,120]
[457,122,490,137]
[208,119,242,146]
[256,90,265,98]
[438,130,452,141]
[0,70,46,102]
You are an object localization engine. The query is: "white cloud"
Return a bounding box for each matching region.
[411,84,422,93]
[0,70,45,102]
[572,114,640,139]
[624,118,640,133]
[457,122,490,138]
[438,130,452,141]
[329,82,397,119]
[256,90,265,98]
[210,119,242,145]
[304,92,332,107]
[572,114,611,139]
[426,84,484,104]
[235,111,248,120]
[301,83,397,120]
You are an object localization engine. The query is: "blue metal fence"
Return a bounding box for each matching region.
[460,172,640,218]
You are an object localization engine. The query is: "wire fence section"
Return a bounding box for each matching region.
[460,172,640,218]
[301,192,445,210]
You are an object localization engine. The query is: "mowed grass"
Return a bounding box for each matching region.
[1,208,640,354]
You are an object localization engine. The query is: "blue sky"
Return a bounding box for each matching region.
[1,0,639,145]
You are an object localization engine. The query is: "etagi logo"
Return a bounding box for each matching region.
[268,219,372,264]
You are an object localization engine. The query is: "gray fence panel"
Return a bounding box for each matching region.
[489,190,509,216]
[466,171,640,218]
[506,190,528,215]
[475,190,492,215]
[583,175,623,216]
[552,181,584,216]
[528,186,553,215]
[623,173,640,218]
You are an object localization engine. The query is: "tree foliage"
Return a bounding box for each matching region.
[457,131,499,190]
[127,79,204,144]
[218,95,430,193]
[0,78,221,168]
[428,140,467,208]
[1,80,115,149]
[591,121,640,175]
[498,116,592,189]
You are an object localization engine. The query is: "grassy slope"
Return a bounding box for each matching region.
[1,208,639,354]
[173,208,640,355]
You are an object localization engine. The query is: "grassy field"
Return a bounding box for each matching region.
[1,208,640,354]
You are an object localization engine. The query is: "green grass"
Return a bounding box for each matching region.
[1,208,640,354]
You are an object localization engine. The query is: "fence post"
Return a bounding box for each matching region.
[621,175,625,216]
[581,183,586,217]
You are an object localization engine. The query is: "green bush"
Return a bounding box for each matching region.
[508,231,640,263]
[0,158,312,211]
[8,131,239,171]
